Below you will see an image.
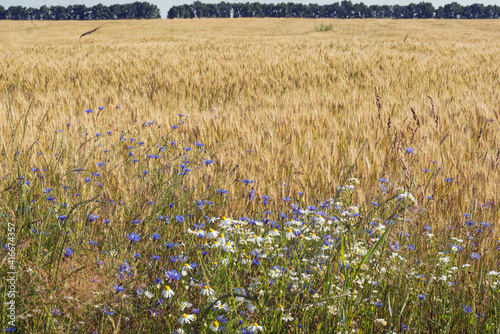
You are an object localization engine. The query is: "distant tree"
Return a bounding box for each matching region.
[7,6,29,20]
[415,2,434,18]
[440,2,462,18]
[463,3,485,19]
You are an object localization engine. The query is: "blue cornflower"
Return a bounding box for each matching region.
[165,269,181,281]
[113,284,125,293]
[375,301,383,307]
[463,305,473,313]
[152,255,161,261]
[175,215,184,223]
[152,233,161,241]
[63,247,73,257]
[127,232,141,243]
[58,215,67,221]
[418,294,426,301]
[195,141,204,148]
[471,252,480,260]
[88,214,99,222]
[98,106,104,111]
[405,147,414,154]
[43,188,52,193]
[103,306,114,315]
[164,241,176,248]
[444,177,453,183]
[465,219,476,227]
[203,159,213,165]
[85,109,93,113]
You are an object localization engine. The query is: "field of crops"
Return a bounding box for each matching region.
[0,18,499,333]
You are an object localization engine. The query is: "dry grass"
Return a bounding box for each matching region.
[1,18,499,222]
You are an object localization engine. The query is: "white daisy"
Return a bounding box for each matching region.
[209,320,221,332]
[206,229,219,239]
[201,285,216,297]
[177,313,195,325]
[247,322,264,333]
[162,285,174,298]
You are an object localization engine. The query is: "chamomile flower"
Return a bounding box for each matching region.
[247,322,264,333]
[209,320,221,332]
[201,284,216,297]
[268,228,280,237]
[213,300,229,312]
[179,301,192,311]
[206,229,219,239]
[285,228,295,240]
[217,233,226,244]
[162,285,174,298]
[248,234,264,244]
[281,314,294,322]
[374,318,388,326]
[177,313,195,325]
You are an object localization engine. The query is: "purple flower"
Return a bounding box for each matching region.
[127,232,141,243]
[88,214,99,222]
[471,252,480,260]
[165,269,181,281]
[63,247,73,257]
[113,284,125,293]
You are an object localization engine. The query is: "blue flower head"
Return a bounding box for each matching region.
[127,232,141,243]
[63,247,73,257]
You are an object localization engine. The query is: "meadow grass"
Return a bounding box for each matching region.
[0,19,499,333]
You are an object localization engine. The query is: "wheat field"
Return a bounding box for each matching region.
[1,19,499,216]
[0,19,499,332]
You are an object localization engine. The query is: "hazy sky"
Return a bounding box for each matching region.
[1,0,497,18]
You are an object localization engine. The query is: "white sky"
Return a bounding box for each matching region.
[1,0,497,19]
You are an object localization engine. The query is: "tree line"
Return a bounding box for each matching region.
[168,1,500,19]
[0,2,160,20]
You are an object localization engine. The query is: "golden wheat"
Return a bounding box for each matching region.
[0,18,499,224]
